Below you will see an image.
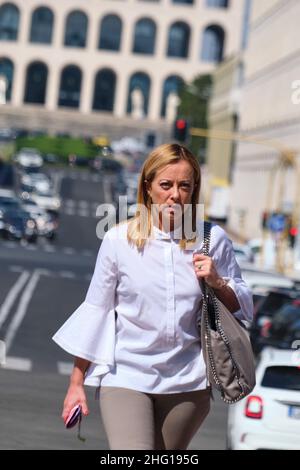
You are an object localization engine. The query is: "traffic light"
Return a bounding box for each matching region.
[173,118,188,143]
[288,225,298,249]
[261,211,269,230]
[285,214,298,248]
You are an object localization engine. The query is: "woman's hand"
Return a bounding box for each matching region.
[193,253,224,290]
[62,383,89,423]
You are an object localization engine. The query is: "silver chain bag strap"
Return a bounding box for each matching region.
[198,222,256,404]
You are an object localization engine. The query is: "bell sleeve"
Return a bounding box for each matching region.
[52,230,118,386]
[210,224,254,323]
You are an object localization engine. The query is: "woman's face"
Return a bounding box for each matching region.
[146,160,195,230]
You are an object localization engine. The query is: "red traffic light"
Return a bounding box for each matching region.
[289,227,298,237]
[176,119,187,130]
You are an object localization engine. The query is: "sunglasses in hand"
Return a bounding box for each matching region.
[64,404,85,441]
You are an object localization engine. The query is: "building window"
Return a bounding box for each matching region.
[0,3,19,41]
[172,0,194,4]
[64,11,88,48]
[167,22,190,58]
[133,18,156,55]
[127,72,151,116]
[206,0,229,7]
[93,69,116,112]
[29,7,54,44]
[161,75,183,117]
[99,15,122,51]
[201,25,224,62]
[58,65,82,108]
[0,57,14,101]
[24,62,48,104]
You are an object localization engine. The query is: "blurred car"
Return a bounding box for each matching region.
[1,208,37,243]
[0,190,22,215]
[68,154,90,167]
[20,172,52,194]
[0,161,14,187]
[261,302,300,349]
[43,153,59,164]
[250,287,300,355]
[89,156,123,173]
[28,189,61,214]
[14,148,43,168]
[21,200,58,240]
[241,268,295,290]
[227,347,300,450]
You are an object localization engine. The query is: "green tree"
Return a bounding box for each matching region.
[177,74,212,163]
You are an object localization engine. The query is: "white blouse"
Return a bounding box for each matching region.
[52,221,253,394]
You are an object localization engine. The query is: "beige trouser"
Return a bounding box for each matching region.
[99,386,211,450]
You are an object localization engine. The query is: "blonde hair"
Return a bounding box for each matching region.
[127,143,201,250]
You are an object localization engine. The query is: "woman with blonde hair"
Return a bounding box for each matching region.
[53,143,253,450]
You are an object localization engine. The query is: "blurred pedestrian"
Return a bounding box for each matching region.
[53,143,253,450]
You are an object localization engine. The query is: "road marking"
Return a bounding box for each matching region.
[1,356,32,371]
[4,270,41,353]
[52,170,63,195]
[64,208,76,215]
[82,250,93,257]
[43,245,56,253]
[25,244,37,250]
[63,247,75,255]
[92,175,101,183]
[9,266,24,273]
[78,210,90,217]
[59,271,76,279]
[0,271,30,330]
[5,241,18,249]
[64,199,75,207]
[79,200,89,208]
[103,178,113,204]
[57,361,73,375]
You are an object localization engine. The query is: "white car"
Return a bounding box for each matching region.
[15,148,43,168]
[29,190,61,212]
[21,172,52,194]
[227,347,300,450]
[241,268,295,290]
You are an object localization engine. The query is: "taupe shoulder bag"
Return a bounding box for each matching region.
[198,222,256,404]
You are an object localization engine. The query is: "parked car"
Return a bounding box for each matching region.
[1,208,38,243]
[227,347,300,450]
[68,154,90,167]
[20,172,52,194]
[0,190,22,214]
[21,200,58,240]
[28,189,61,214]
[261,302,300,349]
[42,153,59,164]
[250,287,300,355]
[89,156,123,173]
[14,148,43,168]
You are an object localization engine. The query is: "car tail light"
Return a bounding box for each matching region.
[245,396,263,419]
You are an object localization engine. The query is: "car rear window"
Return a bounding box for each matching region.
[261,366,300,391]
[259,293,294,316]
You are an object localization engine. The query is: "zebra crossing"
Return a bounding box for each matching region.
[61,199,102,218]
[1,356,74,375]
